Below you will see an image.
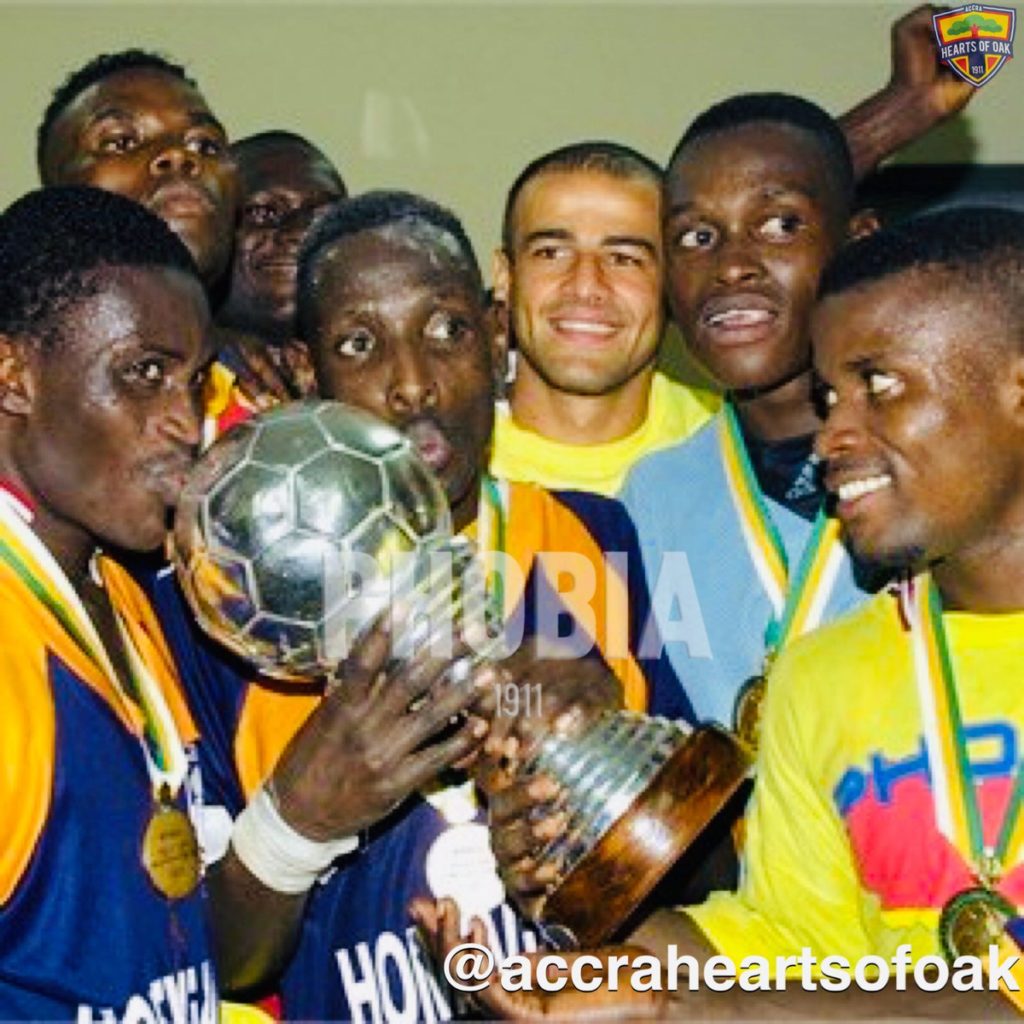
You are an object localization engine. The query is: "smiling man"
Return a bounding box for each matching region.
[220,131,346,343]
[214,131,347,410]
[664,205,1024,1016]
[491,142,719,497]
[37,49,238,291]
[490,6,973,500]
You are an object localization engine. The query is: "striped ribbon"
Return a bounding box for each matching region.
[719,402,845,660]
[0,487,187,795]
[902,575,1024,884]
[477,473,508,621]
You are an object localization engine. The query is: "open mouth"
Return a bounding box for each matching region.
[549,314,621,343]
[699,293,780,345]
[253,259,297,282]
[705,308,776,328]
[835,474,893,503]
[404,418,454,476]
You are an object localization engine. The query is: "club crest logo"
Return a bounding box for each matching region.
[932,5,1015,87]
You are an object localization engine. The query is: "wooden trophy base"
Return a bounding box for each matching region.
[537,724,750,947]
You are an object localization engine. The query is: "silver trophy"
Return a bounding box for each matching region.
[524,714,749,948]
[173,400,504,680]
[174,401,750,946]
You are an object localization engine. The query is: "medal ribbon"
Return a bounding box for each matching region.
[0,488,187,795]
[419,478,508,824]
[902,575,1024,883]
[477,473,508,621]
[719,402,844,659]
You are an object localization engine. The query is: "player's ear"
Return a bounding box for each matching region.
[847,207,880,242]
[492,248,511,307]
[485,291,510,397]
[0,334,34,416]
[1005,347,1024,429]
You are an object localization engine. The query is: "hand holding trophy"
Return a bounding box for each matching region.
[174,400,750,946]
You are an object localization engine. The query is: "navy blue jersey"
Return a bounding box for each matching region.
[152,481,682,1021]
[0,557,215,1022]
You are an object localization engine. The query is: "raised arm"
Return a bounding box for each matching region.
[839,4,975,181]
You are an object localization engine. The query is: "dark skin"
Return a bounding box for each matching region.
[660,2,976,446]
[219,137,346,340]
[208,614,498,991]
[814,269,1024,613]
[309,223,504,534]
[212,221,621,993]
[215,138,346,407]
[0,264,210,706]
[837,4,974,181]
[412,270,1024,1021]
[41,68,238,287]
[663,120,865,442]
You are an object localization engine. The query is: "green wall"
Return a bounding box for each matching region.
[2,1,1021,263]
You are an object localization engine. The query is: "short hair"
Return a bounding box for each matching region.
[668,92,855,211]
[233,130,326,158]
[502,140,662,253]
[0,185,198,350]
[818,206,1024,327]
[297,189,481,340]
[38,49,195,178]
[231,131,346,192]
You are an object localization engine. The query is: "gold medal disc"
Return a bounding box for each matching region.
[142,802,200,900]
[939,886,1015,962]
[733,675,767,753]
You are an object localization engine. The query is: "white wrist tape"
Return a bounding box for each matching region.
[231,785,359,894]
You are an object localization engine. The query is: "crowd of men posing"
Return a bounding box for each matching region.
[3,5,1024,1020]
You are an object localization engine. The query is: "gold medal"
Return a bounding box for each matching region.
[939,886,1015,962]
[901,578,1024,968]
[732,675,766,753]
[142,791,200,900]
